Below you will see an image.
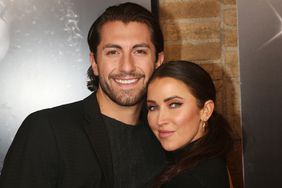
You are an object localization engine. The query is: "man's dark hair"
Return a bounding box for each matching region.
[86,2,164,91]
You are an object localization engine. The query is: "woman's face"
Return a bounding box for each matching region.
[147,77,206,151]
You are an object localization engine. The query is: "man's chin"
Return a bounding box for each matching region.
[113,92,145,107]
[114,96,142,107]
[98,85,145,106]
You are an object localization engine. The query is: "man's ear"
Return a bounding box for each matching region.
[155,52,164,68]
[89,52,99,76]
[200,100,215,121]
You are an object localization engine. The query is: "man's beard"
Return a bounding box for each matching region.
[98,74,146,106]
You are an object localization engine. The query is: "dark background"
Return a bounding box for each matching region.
[238,0,282,187]
[0,0,153,171]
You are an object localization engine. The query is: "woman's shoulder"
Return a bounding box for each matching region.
[192,157,229,187]
[196,157,227,173]
[163,157,229,188]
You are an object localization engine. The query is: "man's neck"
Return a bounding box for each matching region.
[96,90,143,125]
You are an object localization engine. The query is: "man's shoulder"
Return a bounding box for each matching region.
[25,93,98,127]
[48,99,84,115]
[29,92,97,119]
[27,100,84,120]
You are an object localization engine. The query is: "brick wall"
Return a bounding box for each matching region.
[158,0,243,187]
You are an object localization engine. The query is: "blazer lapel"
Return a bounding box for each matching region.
[82,92,113,188]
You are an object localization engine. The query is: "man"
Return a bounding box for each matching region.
[0,2,165,188]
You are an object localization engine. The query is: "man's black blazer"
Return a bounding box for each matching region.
[0,93,113,187]
[0,93,164,188]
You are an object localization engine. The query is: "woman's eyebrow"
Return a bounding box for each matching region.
[163,96,183,102]
[147,96,184,103]
[146,99,156,103]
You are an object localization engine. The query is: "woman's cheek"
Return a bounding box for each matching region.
[148,113,158,132]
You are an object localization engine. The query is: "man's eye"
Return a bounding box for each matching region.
[169,102,182,109]
[135,49,147,55]
[106,50,119,56]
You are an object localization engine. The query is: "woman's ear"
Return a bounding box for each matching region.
[155,52,164,68]
[200,100,215,121]
[89,52,99,76]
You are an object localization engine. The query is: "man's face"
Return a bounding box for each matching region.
[91,21,163,106]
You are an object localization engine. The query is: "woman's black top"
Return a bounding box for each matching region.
[162,142,229,188]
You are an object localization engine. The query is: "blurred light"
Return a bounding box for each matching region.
[259,1,282,49]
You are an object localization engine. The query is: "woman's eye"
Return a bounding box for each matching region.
[169,102,182,109]
[147,105,157,111]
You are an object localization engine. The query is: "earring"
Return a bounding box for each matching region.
[202,121,207,129]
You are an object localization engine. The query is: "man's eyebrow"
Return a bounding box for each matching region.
[133,43,151,49]
[103,44,122,50]
[102,43,151,51]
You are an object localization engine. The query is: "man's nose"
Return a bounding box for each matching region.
[119,53,136,73]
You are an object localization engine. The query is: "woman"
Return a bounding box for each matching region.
[146,61,234,187]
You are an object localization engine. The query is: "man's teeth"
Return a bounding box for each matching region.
[115,79,138,84]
